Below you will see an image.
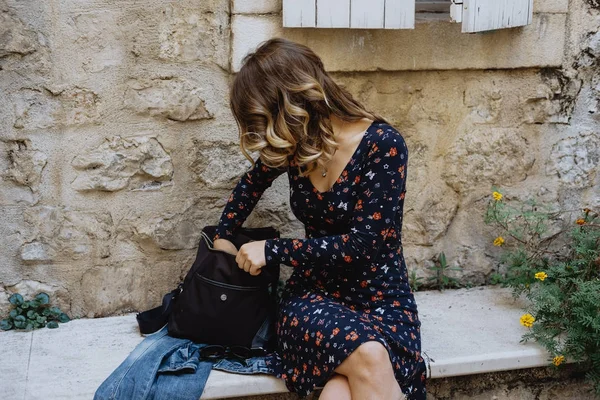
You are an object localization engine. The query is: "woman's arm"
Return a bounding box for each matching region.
[212,155,288,243]
[264,129,407,269]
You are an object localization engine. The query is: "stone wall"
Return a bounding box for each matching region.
[0,0,599,318]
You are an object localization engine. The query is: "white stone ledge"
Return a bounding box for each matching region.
[0,287,574,399]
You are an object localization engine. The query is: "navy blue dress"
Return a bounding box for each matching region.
[212,121,427,399]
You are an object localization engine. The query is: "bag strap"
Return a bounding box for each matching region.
[136,282,183,335]
[200,230,215,249]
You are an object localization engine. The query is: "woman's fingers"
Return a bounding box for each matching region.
[249,264,262,276]
[235,243,262,275]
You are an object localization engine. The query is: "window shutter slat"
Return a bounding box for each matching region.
[350,0,385,29]
[385,0,416,29]
[316,0,351,28]
[462,0,533,32]
[283,0,316,27]
[283,0,417,29]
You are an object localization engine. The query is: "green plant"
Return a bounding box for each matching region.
[0,292,70,331]
[488,270,507,285]
[408,269,424,292]
[485,188,600,397]
[426,252,463,291]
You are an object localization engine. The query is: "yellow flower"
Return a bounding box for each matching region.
[492,191,503,201]
[576,218,586,225]
[520,313,535,328]
[493,236,505,246]
[534,272,548,281]
[553,355,565,366]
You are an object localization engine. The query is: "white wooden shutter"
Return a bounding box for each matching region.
[317,0,351,28]
[452,0,533,33]
[283,0,317,27]
[385,0,416,29]
[282,0,415,29]
[350,0,385,28]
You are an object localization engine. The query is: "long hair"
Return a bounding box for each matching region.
[230,37,391,177]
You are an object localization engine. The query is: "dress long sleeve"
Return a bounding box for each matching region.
[264,132,407,268]
[212,155,287,243]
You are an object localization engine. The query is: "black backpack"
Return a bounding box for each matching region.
[136,225,281,351]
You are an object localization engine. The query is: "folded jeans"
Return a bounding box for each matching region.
[93,324,279,400]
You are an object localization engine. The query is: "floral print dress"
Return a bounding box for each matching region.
[212,121,427,399]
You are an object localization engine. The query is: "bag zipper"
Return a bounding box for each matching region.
[196,274,262,291]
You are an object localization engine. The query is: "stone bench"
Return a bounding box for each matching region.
[1,287,575,399]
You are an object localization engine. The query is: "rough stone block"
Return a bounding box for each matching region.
[54,8,126,76]
[20,242,53,261]
[0,10,37,58]
[71,135,173,192]
[1,139,46,190]
[12,88,60,130]
[545,132,600,188]
[124,76,213,122]
[79,260,183,317]
[190,139,255,188]
[404,183,459,246]
[21,206,113,262]
[522,69,581,124]
[124,197,238,251]
[157,4,230,68]
[11,86,101,129]
[441,128,536,195]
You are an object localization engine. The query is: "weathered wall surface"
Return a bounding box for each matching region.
[0,0,599,318]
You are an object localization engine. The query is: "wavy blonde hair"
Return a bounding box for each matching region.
[230,37,391,177]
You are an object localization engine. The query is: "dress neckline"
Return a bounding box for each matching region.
[305,120,376,195]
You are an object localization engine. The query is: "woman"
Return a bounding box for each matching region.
[211,37,427,400]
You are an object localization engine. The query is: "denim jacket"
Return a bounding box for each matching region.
[93,324,280,400]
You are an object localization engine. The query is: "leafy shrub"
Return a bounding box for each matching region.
[485,188,600,397]
[0,292,70,331]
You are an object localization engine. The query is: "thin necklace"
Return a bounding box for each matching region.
[322,119,347,177]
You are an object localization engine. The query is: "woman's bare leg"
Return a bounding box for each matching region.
[318,373,352,400]
[335,341,405,400]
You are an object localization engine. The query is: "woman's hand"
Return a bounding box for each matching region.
[236,240,267,276]
[213,238,238,256]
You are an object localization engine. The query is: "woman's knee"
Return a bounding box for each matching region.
[354,341,393,369]
[336,340,393,379]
